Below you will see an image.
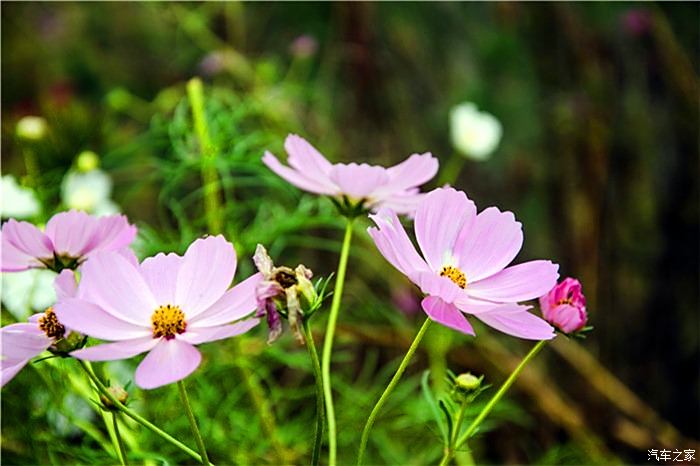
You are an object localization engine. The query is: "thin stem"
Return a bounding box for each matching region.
[187,77,223,235]
[77,360,206,464]
[357,317,432,466]
[321,219,354,466]
[112,412,129,466]
[438,152,466,187]
[302,319,325,466]
[452,340,549,455]
[177,380,210,466]
[439,397,470,466]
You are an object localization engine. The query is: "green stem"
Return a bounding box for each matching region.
[321,219,354,466]
[450,340,549,461]
[438,152,466,187]
[357,317,432,466]
[439,397,470,466]
[77,361,206,464]
[302,319,325,466]
[187,77,223,235]
[177,380,210,465]
[112,412,129,466]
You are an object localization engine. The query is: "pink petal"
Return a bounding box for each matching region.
[421,296,474,335]
[455,207,523,283]
[1,359,30,387]
[412,271,464,304]
[87,215,138,254]
[372,189,425,216]
[134,339,202,389]
[141,253,183,304]
[1,323,51,361]
[175,236,237,318]
[414,187,477,271]
[263,151,337,195]
[328,163,389,200]
[179,319,260,345]
[116,248,140,267]
[374,153,439,196]
[71,337,159,361]
[54,299,151,341]
[468,260,559,303]
[2,220,53,267]
[189,273,262,327]
[367,208,430,278]
[284,135,336,191]
[45,211,98,257]
[474,305,556,340]
[80,251,156,326]
[55,270,78,299]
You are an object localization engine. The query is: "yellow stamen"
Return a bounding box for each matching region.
[440,266,467,289]
[39,307,66,339]
[151,304,187,339]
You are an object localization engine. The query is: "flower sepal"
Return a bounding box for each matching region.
[49,332,88,356]
[329,195,370,219]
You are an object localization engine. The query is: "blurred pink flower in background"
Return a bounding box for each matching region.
[1,211,137,272]
[263,134,439,215]
[290,35,318,58]
[54,236,261,389]
[368,187,558,340]
[622,9,652,37]
[539,277,588,334]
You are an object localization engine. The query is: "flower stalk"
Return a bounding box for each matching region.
[111,412,129,466]
[321,219,354,466]
[357,317,432,466]
[177,380,210,466]
[302,319,325,466]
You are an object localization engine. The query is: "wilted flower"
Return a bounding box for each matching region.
[368,187,558,340]
[54,236,261,389]
[1,210,137,272]
[16,116,48,141]
[1,270,80,387]
[263,134,438,216]
[539,277,588,334]
[1,175,40,219]
[449,103,502,161]
[253,244,316,343]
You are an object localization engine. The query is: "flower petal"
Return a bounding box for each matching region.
[175,236,237,318]
[55,270,78,300]
[468,260,559,303]
[421,296,474,335]
[179,319,260,345]
[71,337,158,361]
[374,153,439,196]
[1,323,51,361]
[141,253,183,304]
[45,211,98,257]
[414,187,477,271]
[134,339,202,389]
[413,271,464,304]
[455,207,523,283]
[54,298,151,341]
[329,163,389,200]
[263,151,337,195]
[1,359,30,387]
[87,214,138,254]
[1,220,53,268]
[189,273,262,327]
[367,208,430,278]
[80,251,156,326]
[284,135,336,190]
[473,305,556,340]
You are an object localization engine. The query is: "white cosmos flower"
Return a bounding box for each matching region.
[1,175,40,219]
[449,103,503,161]
[61,169,119,215]
[1,269,57,320]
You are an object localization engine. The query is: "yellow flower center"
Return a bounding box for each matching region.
[151,304,187,339]
[38,307,66,339]
[440,266,467,289]
[557,298,573,306]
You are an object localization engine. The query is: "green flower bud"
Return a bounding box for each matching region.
[455,372,482,392]
[16,116,48,141]
[99,385,129,411]
[76,150,100,172]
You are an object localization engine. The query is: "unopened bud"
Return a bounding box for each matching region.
[16,116,48,141]
[455,372,482,392]
[100,385,129,411]
[76,150,100,172]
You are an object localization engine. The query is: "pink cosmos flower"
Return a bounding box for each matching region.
[539,277,587,333]
[1,210,137,272]
[368,187,559,340]
[263,134,439,215]
[1,270,78,387]
[54,235,261,389]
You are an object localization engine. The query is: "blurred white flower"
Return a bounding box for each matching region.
[61,169,119,215]
[16,116,48,141]
[1,175,40,219]
[1,269,57,320]
[449,102,503,160]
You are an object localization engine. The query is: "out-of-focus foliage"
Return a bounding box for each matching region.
[2,3,698,465]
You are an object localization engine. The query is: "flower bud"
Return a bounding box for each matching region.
[50,331,87,355]
[76,150,100,172]
[455,372,482,393]
[539,277,588,334]
[99,385,129,411]
[16,116,48,141]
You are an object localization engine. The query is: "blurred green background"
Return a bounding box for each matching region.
[2,2,698,465]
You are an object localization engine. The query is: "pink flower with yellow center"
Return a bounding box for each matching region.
[368,187,559,340]
[263,134,439,215]
[539,277,588,333]
[1,210,137,272]
[54,236,261,389]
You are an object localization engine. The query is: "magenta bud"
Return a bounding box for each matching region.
[539,277,588,334]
